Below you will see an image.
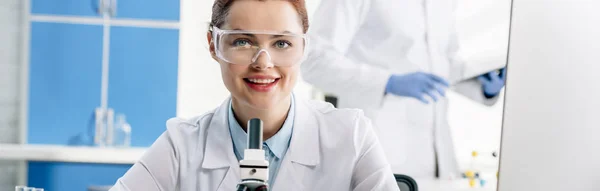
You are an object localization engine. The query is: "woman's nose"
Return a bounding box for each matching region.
[251,49,274,70]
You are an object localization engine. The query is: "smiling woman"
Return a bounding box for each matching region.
[208,0,308,127]
[107,0,399,190]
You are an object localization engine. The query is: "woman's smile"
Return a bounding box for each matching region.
[243,75,281,92]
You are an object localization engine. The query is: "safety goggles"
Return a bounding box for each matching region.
[210,26,307,66]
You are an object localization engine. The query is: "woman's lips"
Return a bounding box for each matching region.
[244,78,280,92]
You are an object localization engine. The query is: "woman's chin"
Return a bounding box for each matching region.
[246,99,277,111]
[233,92,290,111]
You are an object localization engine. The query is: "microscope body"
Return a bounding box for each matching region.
[236,118,270,191]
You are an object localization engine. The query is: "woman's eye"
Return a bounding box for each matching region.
[232,39,251,47]
[274,41,291,49]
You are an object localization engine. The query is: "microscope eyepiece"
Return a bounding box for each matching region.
[247,118,263,150]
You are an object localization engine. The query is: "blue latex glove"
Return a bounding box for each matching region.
[385,72,450,104]
[478,68,507,98]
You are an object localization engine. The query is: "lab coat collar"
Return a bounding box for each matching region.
[287,98,320,166]
[269,98,321,190]
[202,98,239,169]
[200,96,321,191]
[201,97,321,168]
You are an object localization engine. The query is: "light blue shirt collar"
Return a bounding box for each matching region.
[228,94,295,159]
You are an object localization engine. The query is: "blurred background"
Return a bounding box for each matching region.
[0,0,510,190]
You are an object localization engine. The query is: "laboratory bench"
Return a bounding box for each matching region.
[1,143,500,191]
[0,143,147,164]
[416,178,498,191]
[0,143,147,191]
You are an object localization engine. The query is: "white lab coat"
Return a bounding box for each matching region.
[109,97,400,191]
[301,0,502,178]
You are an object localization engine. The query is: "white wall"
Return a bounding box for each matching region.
[177,0,511,169]
[176,0,225,118]
[0,0,23,189]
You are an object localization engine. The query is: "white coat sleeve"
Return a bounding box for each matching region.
[351,112,400,191]
[109,131,180,191]
[446,0,501,106]
[301,0,392,109]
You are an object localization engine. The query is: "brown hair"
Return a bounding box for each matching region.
[209,0,309,33]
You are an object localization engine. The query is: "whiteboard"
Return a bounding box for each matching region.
[498,0,600,190]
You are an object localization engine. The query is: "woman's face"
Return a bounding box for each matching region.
[209,0,303,110]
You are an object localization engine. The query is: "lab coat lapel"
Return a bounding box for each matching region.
[271,100,321,190]
[201,97,241,191]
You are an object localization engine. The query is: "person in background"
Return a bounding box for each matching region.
[108,0,400,190]
[301,0,507,179]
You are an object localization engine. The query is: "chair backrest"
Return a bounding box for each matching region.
[394,174,418,191]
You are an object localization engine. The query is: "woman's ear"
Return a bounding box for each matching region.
[207,31,218,61]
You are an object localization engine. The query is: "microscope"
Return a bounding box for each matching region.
[236,118,270,191]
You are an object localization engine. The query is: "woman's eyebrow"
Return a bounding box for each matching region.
[239,33,256,38]
[229,28,296,38]
[271,31,295,38]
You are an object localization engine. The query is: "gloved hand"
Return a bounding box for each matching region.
[385,72,450,104]
[478,68,506,98]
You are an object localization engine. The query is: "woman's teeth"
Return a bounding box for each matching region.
[247,78,276,84]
